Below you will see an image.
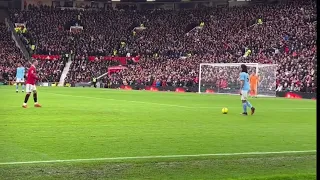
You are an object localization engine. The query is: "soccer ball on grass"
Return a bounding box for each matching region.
[222,107,228,114]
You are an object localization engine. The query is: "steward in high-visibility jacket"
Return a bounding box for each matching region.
[243,49,251,57]
[14,27,21,34]
[22,27,27,34]
[92,77,97,88]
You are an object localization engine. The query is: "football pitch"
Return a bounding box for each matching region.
[0,86,316,180]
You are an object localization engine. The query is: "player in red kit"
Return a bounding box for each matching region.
[23,59,41,108]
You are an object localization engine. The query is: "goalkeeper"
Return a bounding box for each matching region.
[239,64,255,115]
[249,72,259,97]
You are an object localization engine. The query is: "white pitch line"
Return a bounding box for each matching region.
[0,150,316,165]
[44,92,316,110]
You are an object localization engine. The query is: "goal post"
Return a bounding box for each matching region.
[198,63,277,97]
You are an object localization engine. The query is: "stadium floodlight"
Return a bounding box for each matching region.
[198,63,278,97]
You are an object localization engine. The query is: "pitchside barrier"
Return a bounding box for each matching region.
[1,81,315,100]
[6,81,73,87]
[75,83,315,100]
[122,85,315,100]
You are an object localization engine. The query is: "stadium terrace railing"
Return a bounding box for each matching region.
[5,18,31,60]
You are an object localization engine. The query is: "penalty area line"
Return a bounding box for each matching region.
[0,150,316,165]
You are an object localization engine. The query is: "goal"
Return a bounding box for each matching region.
[198,63,277,97]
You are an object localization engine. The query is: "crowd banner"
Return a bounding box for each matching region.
[88,56,140,65]
[31,55,140,64]
[108,66,128,74]
[32,55,61,60]
[131,56,140,62]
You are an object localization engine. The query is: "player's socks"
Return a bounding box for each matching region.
[33,93,41,107]
[24,94,30,103]
[246,101,253,108]
[16,84,19,92]
[242,103,247,113]
[22,84,25,92]
[251,107,255,115]
[23,94,30,108]
[246,101,255,115]
[33,93,38,103]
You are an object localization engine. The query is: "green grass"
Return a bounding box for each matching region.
[0,86,316,179]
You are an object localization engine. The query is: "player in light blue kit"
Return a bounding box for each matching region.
[16,63,25,93]
[239,64,255,115]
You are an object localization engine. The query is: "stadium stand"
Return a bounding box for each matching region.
[0,23,28,83]
[5,0,317,92]
[37,58,65,83]
[0,22,65,84]
[65,55,119,84]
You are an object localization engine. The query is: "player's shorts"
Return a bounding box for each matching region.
[241,90,248,100]
[16,78,25,83]
[250,85,257,92]
[26,84,37,93]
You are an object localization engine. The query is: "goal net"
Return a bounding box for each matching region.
[198,63,277,97]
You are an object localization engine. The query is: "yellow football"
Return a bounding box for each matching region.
[222,107,228,114]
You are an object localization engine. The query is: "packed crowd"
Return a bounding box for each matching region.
[10,6,140,56]
[65,56,119,84]
[7,0,317,92]
[0,23,28,83]
[129,1,316,92]
[0,22,65,84]
[105,0,316,92]
[103,56,201,88]
[37,59,65,82]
